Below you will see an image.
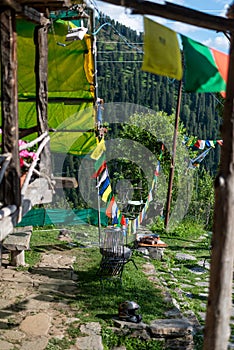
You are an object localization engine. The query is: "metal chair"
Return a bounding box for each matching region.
[98,227,137,286]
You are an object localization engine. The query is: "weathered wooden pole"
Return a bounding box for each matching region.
[203,4,234,349]
[164,79,182,228]
[34,24,51,177]
[0,8,21,207]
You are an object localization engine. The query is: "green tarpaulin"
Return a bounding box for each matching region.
[1,19,97,155]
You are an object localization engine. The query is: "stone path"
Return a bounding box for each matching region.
[151,232,234,350]
[0,231,233,349]
[0,250,104,350]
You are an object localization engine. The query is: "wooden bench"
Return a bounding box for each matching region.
[2,226,32,266]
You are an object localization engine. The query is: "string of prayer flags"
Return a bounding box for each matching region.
[181,35,228,97]
[184,137,223,150]
[142,17,183,80]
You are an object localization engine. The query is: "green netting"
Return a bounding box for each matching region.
[17,208,108,227]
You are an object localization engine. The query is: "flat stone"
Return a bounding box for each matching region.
[20,313,51,336]
[188,266,206,274]
[2,329,25,341]
[112,318,147,330]
[75,335,103,350]
[20,336,48,350]
[175,253,196,261]
[80,322,102,335]
[0,339,14,350]
[149,319,193,337]
[142,262,156,275]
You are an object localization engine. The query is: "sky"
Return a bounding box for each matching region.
[92,0,231,53]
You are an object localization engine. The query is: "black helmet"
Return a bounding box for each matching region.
[118,301,142,323]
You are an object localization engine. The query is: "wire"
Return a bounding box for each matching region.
[97,51,143,54]
[210,93,225,107]
[97,41,144,44]
[92,21,143,52]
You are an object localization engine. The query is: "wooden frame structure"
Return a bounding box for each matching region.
[0,0,85,241]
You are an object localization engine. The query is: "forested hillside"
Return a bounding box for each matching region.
[95,13,223,175]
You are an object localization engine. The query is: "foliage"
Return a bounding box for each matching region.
[96,13,223,175]
[185,168,214,230]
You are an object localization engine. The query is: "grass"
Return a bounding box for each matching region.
[22,220,232,350]
[24,225,170,349]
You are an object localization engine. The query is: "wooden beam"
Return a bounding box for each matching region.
[203,28,234,350]
[17,97,95,103]
[1,0,21,12]
[0,8,21,208]
[100,0,234,32]
[23,6,50,25]
[34,24,51,177]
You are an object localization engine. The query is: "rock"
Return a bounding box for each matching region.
[175,253,196,261]
[149,319,193,338]
[80,322,102,335]
[75,335,103,350]
[20,313,51,336]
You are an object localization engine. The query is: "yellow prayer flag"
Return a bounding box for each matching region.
[101,184,112,202]
[142,17,182,80]
[90,137,106,160]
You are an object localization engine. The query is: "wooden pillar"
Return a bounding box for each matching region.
[203,29,234,350]
[0,8,20,207]
[34,24,51,176]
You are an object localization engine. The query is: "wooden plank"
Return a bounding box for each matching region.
[100,0,234,32]
[0,8,21,208]
[34,24,51,177]
[53,176,78,189]
[138,243,168,248]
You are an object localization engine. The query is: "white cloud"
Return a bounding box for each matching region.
[170,21,198,35]
[202,34,229,52]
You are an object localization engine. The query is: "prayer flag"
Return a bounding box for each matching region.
[99,177,110,196]
[91,161,106,178]
[142,17,182,80]
[90,137,106,160]
[96,169,108,188]
[194,140,205,150]
[101,184,112,202]
[181,35,228,96]
[217,140,223,146]
[94,153,105,171]
[106,196,115,218]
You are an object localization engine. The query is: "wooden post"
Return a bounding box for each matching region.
[0,8,21,207]
[164,80,182,228]
[34,24,51,176]
[203,25,234,350]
